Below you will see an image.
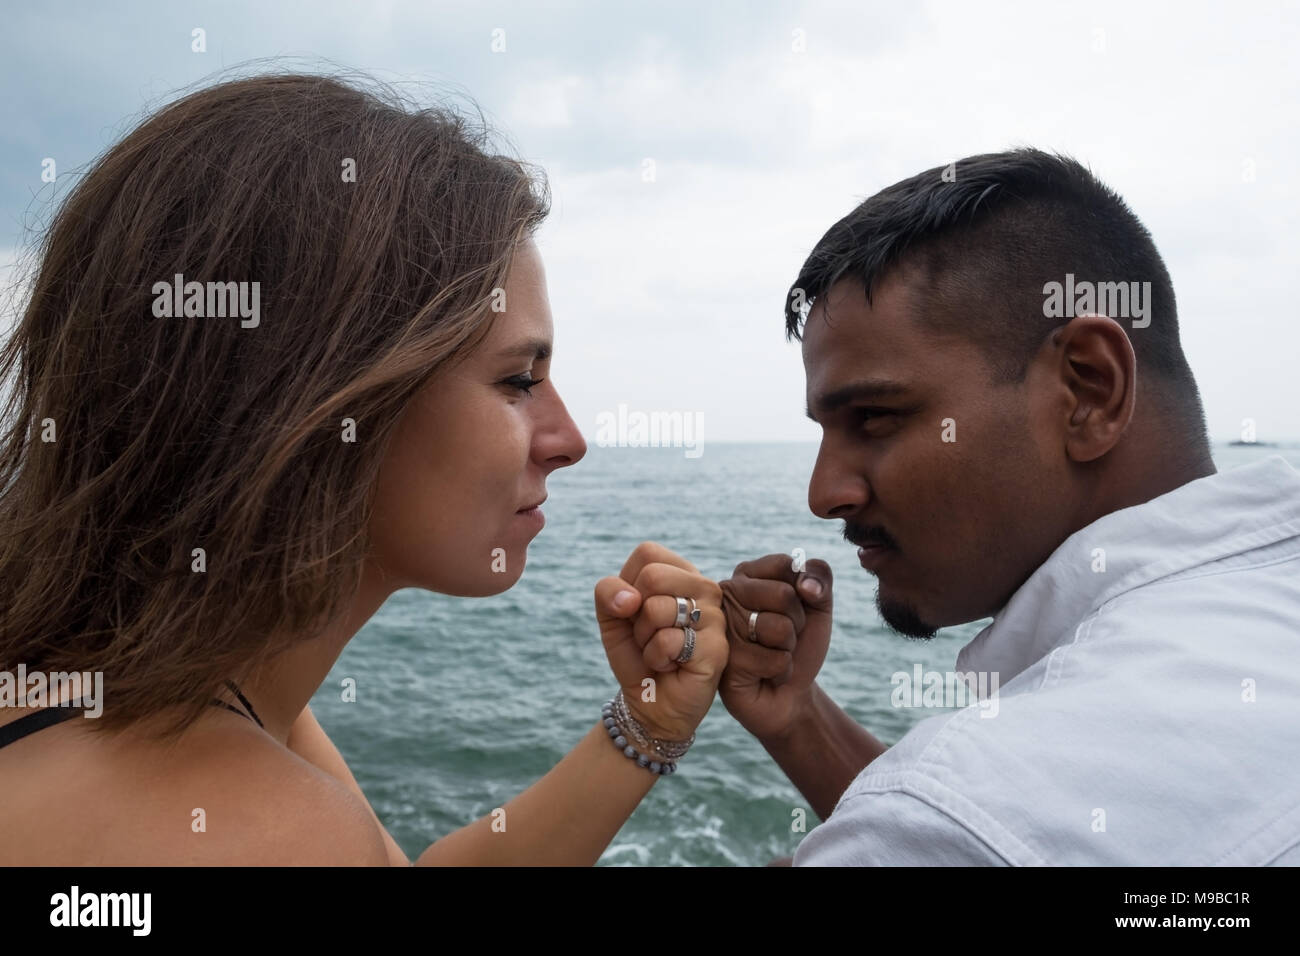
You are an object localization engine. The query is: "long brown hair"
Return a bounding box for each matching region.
[0,69,549,738]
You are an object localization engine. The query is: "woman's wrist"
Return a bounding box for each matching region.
[603,692,692,772]
[621,693,695,747]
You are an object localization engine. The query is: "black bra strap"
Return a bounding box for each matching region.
[0,702,86,749]
[222,679,264,729]
[0,691,264,752]
[209,699,250,720]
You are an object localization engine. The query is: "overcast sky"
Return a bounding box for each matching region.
[3,0,1297,442]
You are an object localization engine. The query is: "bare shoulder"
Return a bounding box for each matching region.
[159,729,395,866]
[0,715,394,866]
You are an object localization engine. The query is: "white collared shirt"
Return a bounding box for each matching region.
[793,455,1300,866]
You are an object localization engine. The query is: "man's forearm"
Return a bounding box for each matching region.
[760,683,889,821]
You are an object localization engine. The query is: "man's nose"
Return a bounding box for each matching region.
[808,440,868,519]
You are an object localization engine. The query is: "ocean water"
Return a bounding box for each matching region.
[310,441,1300,866]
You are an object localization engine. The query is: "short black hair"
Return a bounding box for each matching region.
[785,148,1202,409]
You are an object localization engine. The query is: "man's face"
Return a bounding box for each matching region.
[802,269,1070,637]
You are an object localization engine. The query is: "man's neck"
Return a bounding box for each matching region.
[1087,437,1216,533]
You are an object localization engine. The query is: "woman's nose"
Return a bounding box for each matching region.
[536,387,587,471]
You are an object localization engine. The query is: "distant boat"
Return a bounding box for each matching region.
[1228,440,1278,447]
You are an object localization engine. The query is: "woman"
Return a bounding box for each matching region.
[0,71,727,865]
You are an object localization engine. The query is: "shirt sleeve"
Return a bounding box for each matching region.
[792,789,1011,866]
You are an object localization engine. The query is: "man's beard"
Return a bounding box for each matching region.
[875,586,938,639]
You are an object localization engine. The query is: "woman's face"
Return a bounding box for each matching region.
[369,239,587,596]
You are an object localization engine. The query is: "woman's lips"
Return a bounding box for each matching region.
[516,504,545,530]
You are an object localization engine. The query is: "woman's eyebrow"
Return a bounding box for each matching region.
[497,339,552,361]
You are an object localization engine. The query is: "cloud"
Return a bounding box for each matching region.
[2,0,1296,441]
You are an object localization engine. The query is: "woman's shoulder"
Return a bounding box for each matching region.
[0,712,391,865]
[162,724,395,865]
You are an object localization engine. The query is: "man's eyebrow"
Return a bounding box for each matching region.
[806,379,911,420]
[497,339,552,361]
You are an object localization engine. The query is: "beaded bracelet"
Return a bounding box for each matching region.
[612,689,695,760]
[601,698,677,776]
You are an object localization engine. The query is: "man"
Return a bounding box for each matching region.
[719,148,1300,865]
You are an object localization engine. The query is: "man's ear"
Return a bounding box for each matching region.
[1053,314,1136,463]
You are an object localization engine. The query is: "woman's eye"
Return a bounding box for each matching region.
[502,374,545,395]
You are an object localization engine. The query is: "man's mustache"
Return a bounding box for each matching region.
[843,521,898,551]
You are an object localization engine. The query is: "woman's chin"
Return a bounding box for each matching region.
[428,556,526,597]
[481,565,525,596]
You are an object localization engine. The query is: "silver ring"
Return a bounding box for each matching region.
[675,626,696,663]
[688,597,701,625]
[674,596,689,628]
[748,611,759,643]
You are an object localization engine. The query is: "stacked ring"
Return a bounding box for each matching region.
[673,596,700,663]
[675,626,696,664]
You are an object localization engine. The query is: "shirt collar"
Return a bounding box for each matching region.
[955,455,1300,683]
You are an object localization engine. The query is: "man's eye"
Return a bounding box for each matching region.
[502,374,545,395]
[857,408,895,429]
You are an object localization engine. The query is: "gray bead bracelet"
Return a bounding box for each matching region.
[602,698,676,775]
